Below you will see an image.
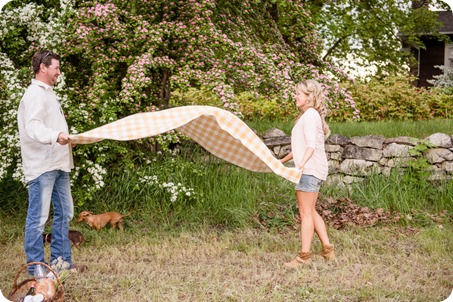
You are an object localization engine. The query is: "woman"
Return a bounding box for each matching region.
[280,79,335,268]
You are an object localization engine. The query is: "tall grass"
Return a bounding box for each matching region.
[1,147,451,233]
[247,118,453,138]
[71,152,294,231]
[0,178,28,213]
[322,170,453,217]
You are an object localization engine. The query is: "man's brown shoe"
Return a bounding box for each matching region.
[321,244,335,260]
[284,251,312,268]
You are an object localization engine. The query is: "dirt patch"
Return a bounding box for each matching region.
[316,197,401,229]
[253,196,403,231]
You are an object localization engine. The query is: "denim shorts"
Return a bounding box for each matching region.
[295,174,323,192]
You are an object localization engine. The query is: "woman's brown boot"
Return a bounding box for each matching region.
[321,244,335,260]
[284,251,312,268]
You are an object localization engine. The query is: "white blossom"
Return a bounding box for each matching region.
[139,174,198,203]
[1,0,76,183]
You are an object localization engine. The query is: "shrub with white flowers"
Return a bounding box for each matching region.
[140,175,199,203]
[1,0,360,205]
[428,65,453,94]
[0,53,23,181]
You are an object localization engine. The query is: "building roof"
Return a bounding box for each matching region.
[438,11,453,34]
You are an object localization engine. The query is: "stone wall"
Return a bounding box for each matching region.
[262,129,453,186]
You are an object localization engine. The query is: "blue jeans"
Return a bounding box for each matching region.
[25,170,74,274]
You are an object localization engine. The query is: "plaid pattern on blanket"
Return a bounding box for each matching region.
[69,106,301,183]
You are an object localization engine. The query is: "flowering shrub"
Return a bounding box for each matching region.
[0,54,23,181]
[170,87,224,108]
[62,0,358,117]
[428,65,453,95]
[236,91,289,121]
[138,151,205,204]
[1,0,360,204]
[343,74,453,121]
[140,175,199,203]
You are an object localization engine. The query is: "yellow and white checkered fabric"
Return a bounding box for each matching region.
[69,106,301,183]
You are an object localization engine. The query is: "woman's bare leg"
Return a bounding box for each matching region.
[297,190,318,253]
[298,191,331,248]
[313,207,331,246]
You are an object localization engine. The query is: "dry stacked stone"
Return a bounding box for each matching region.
[262,129,453,187]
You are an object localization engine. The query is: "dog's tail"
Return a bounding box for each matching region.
[122,209,133,217]
[42,233,51,244]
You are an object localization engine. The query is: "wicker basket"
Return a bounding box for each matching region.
[7,262,64,302]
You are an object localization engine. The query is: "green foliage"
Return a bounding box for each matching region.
[307,0,448,77]
[169,87,223,108]
[405,140,436,189]
[135,151,206,204]
[428,65,453,96]
[236,91,291,121]
[1,0,360,203]
[408,140,436,157]
[0,177,28,214]
[427,88,453,118]
[342,74,453,121]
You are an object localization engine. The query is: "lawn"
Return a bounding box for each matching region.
[248,118,453,138]
[0,220,453,302]
[1,223,452,302]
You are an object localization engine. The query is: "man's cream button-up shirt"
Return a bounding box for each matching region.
[17,79,74,182]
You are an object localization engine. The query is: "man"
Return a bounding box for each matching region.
[17,50,82,274]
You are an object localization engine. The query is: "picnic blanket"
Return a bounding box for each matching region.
[69,105,301,183]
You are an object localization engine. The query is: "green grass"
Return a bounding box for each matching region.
[1,146,451,234]
[247,118,453,138]
[322,170,453,217]
[329,118,453,138]
[61,152,452,231]
[245,117,294,135]
[71,153,295,230]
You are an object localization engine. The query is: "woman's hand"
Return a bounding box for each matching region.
[280,151,293,165]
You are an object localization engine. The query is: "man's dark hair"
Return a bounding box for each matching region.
[32,50,60,75]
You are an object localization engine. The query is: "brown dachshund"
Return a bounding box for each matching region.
[42,230,85,249]
[77,210,132,231]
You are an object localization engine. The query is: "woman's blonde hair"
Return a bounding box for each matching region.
[295,79,331,139]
